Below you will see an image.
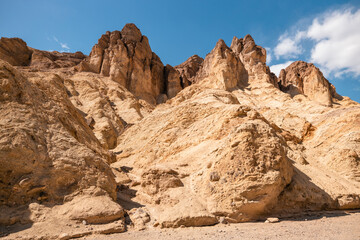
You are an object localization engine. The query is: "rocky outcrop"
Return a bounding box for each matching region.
[278,61,340,106]
[113,87,293,225]
[1,23,360,239]
[64,71,153,149]
[230,35,278,88]
[0,37,32,66]
[29,49,86,69]
[164,64,183,99]
[184,35,278,90]
[196,39,248,90]
[175,55,203,84]
[0,59,123,226]
[0,37,86,70]
[77,23,184,104]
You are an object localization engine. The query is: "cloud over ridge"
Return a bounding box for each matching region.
[272,7,360,78]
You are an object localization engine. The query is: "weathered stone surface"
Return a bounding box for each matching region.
[165,64,183,99]
[0,37,32,66]
[0,37,86,70]
[1,24,360,239]
[113,86,293,224]
[230,35,278,88]
[57,195,124,224]
[77,23,184,104]
[29,49,86,69]
[278,61,335,106]
[64,72,153,149]
[196,39,248,90]
[175,54,203,84]
[0,59,118,218]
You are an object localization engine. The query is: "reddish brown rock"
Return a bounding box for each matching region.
[0,37,32,66]
[30,49,86,69]
[165,64,183,99]
[175,55,203,84]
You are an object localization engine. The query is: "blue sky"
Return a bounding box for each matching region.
[1,0,359,102]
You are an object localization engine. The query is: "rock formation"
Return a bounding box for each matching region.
[0,37,86,70]
[175,54,203,84]
[77,23,184,105]
[0,23,359,239]
[0,37,32,66]
[278,61,340,106]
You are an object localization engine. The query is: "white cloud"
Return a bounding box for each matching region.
[307,8,360,77]
[270,61,293,76]
[60,43,70,50]
[274,31,305,59]
[273,7,360,78]
[52,36,70,52]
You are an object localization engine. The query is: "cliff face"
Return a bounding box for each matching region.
[0,24,359,238]
[76,24,185,105]
[278,61,340,106]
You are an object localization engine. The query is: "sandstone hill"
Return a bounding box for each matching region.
[0,23,359,239]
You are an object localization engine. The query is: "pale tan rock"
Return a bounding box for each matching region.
[0,59,117,220]
[265,217,280,223]
[279,61,334,106]
[1,24,360,239]
[231,35,278,88]
[196,39,248,90]
[57,195,124,224]
[114,85,293,224]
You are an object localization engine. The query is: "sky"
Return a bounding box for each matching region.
[1,0,360,102]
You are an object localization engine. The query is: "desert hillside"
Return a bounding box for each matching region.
[0,23,359,239]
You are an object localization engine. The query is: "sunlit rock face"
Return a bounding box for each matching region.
[0,23,359,238]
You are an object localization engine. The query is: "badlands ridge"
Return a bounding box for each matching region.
[0,23,359,239]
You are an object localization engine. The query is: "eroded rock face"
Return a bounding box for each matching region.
[29,49,86,69]
[113,87,293,225]
[164,65,183,99]
[175,55,203,84]
[0,60,120,222]
[231,35,278,88]
[63,72,153,149]
[0,37,86,70]
[77,23,184,104]
[0,37,32,66]
[1,24,360,238]
[196,39,248,90]
[278,61,336,106]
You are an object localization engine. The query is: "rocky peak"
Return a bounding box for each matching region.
[77,23,184,105]
[121,23,142,43]
[278,61,337,106]
[230,34,266,65]
[196,39,248,90]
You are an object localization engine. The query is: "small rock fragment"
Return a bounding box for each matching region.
[265,217,279,223]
